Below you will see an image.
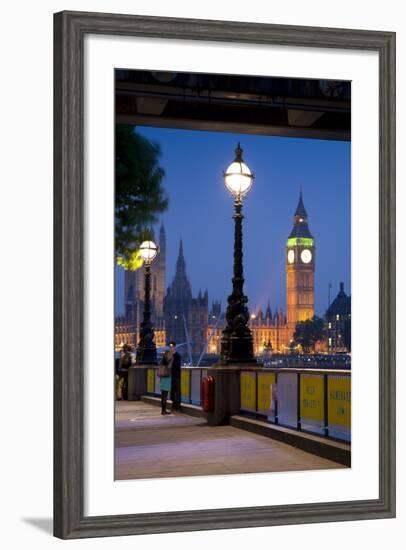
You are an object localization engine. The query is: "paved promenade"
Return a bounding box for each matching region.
[115,401,346,480]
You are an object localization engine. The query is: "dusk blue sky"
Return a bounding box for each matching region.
[115,126,351,317]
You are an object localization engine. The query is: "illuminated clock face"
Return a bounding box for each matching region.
[301,249,312,264]
[287,249,295,264]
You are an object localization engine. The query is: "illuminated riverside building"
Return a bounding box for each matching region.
[325,282,351,353]
[286,191,315,329]
[206,303,292,355]
[115,192,321,357]
[114,316,166,351]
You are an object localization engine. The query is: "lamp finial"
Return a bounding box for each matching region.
[235,142,243,161]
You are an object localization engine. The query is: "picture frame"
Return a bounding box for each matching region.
[54,10,396,539]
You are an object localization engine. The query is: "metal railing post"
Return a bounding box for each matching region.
[189,368,192,404]
[255,370,258,418]
[324,374,329,437]
[275,372,278,425]
[297,372,301,431]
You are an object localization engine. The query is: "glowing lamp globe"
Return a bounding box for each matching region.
[224,143,254,198]
[139,240,158,264]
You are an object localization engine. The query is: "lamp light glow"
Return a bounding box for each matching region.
[224,143,254,198]
[139,240,158,263]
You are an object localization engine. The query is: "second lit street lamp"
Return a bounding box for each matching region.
[220,143,255,364]
[136,240,158,365]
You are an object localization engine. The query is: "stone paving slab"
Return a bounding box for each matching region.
[115,401,347,480]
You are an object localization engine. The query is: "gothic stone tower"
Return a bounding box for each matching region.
[164,239,193,348]
[152,223,166,317]
[164,239,208,357]
[286,191,315,331]
[124,223,166,320]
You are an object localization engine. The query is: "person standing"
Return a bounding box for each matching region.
[117,343,134,400]
[158,350,172,415]
[169,341,181,410]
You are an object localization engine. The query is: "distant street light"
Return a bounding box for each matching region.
[220,143,255,364]
[136,240,158,364]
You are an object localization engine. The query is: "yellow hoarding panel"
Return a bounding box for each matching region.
[257,372,276,414]
[181,369,191,399]
[147,369,155,393]
[328,376,351,428]
[240,371,256,411]
[300,375,324,422]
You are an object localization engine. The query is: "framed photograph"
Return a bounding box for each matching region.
[54,10,396,539]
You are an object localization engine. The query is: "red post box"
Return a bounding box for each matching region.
[201,375,215,412]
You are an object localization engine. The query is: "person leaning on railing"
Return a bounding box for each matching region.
[169,341,181,410]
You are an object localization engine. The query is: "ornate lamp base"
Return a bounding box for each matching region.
[135,345,157,365]
[136,262,158,366]
[220,334,256,364]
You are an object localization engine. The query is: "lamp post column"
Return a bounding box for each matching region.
[136,250,158,365]
[207,144,257,425]
[220,198,254,364]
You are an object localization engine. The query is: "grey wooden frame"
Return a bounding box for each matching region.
[54,10,396,539]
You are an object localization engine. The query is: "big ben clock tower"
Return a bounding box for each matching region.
[286,191,315,331]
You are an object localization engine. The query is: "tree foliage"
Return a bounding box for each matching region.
[115,125,168,266]
[293,316,325,353]
[116,250,143,272]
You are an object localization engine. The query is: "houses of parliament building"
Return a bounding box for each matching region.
[115,192,317,356]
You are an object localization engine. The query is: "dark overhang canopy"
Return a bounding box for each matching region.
[116,69,351,141]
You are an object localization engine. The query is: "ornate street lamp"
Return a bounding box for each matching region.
[220,143,255,364]
[136,240,158,364]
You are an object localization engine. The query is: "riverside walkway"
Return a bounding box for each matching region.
[115,400,346,480]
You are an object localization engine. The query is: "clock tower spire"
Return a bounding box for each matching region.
[286,191,315,331]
